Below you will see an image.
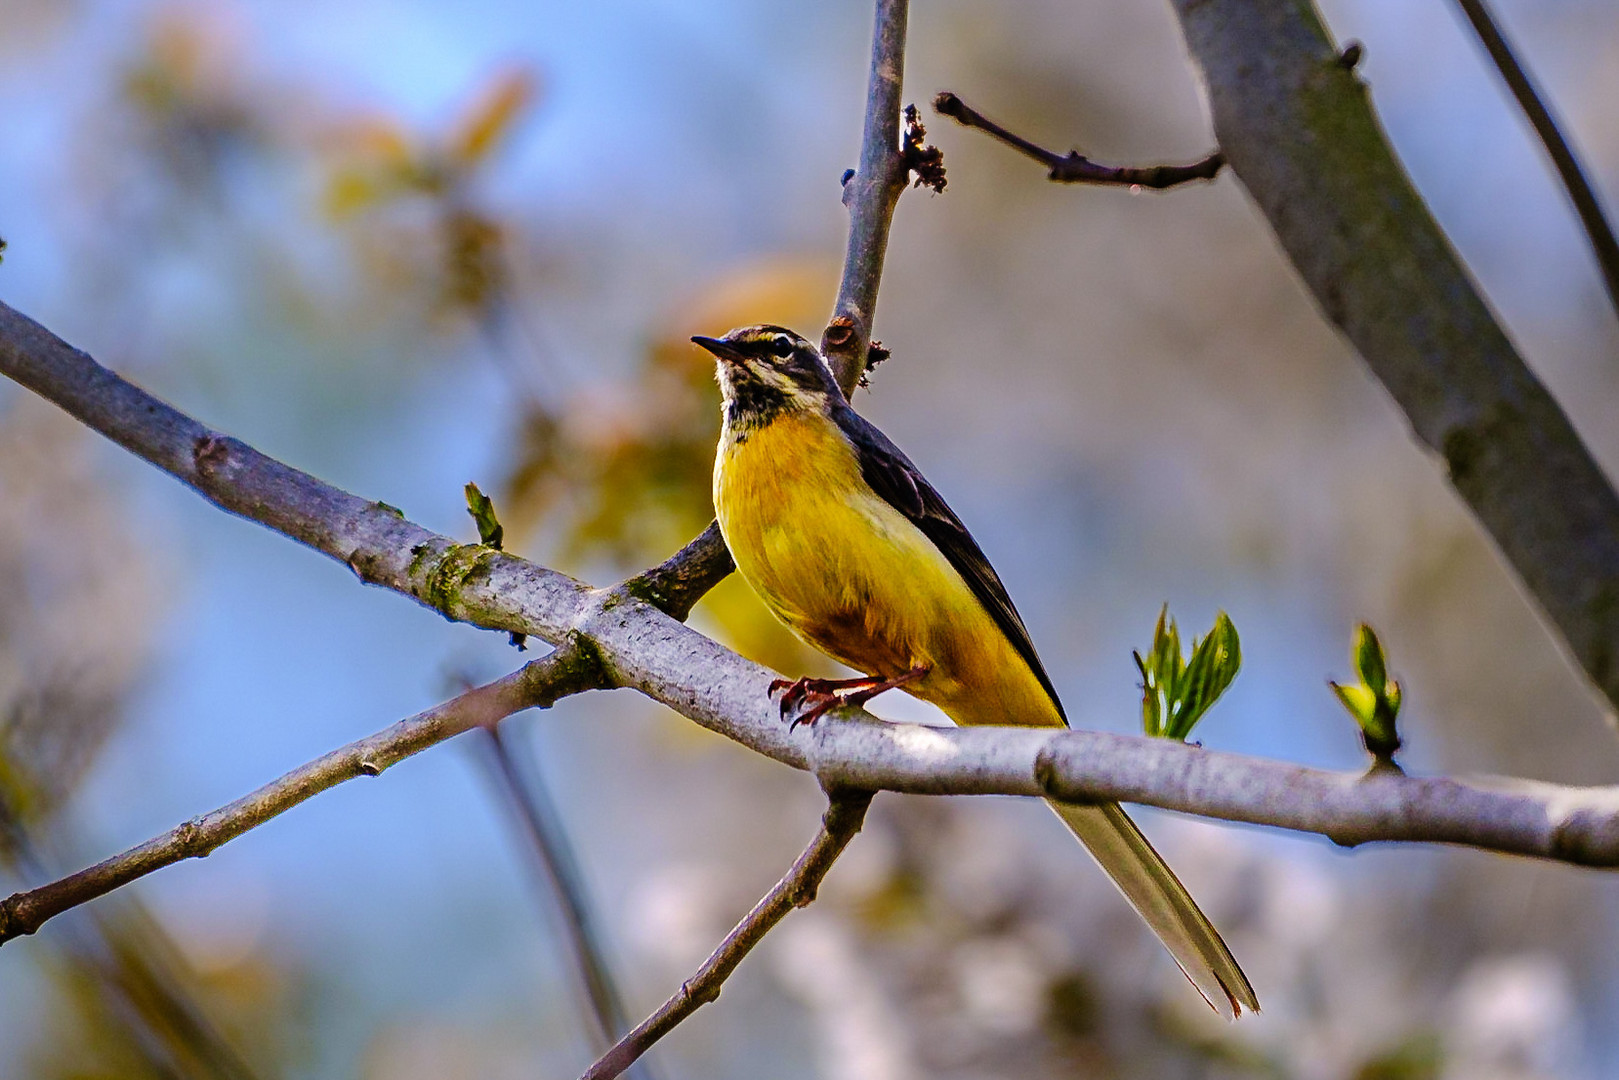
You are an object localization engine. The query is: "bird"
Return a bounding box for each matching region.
[693,324,1258,1018]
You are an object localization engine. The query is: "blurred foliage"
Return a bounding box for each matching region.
[325,69,537,218]
[118,11,273,197]
[23,905,310,1080]
[0,400,304,1079]
[763,795,1475,1080]
[67,4,542,376]
[6,1,1618,1077]
[0,403,154,839]
[322,66,538,320]
[1351,1033,1442,1080]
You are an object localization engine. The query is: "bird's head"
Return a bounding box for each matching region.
[692,325,843,428]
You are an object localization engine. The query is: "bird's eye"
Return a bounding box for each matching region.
[770,334,795,358]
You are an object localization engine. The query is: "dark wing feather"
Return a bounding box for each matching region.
[833,405,1068,725]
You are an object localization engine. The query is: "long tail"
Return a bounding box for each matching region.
[1047,799,1258,1018]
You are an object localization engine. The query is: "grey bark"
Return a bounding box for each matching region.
[4,301,1619,877]
[1170,0,1619,713]
[822,0,910,392]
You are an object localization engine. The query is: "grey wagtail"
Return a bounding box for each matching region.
[693,324,1258,1017]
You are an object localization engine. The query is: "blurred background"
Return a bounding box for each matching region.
[1,0,1617,1076]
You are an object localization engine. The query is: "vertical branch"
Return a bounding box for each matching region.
[628,0,913,603]
[823,0,912,395]
[1451,0,1619,321]
[478,727,660,1080]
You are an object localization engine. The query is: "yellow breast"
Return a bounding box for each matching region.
[713,410,1063,729]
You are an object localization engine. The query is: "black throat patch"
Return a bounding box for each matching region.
[722,375,793,435]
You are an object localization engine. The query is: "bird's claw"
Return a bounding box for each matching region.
[787,695,842,731]
[769,676,841,722]
[769,667,930,730]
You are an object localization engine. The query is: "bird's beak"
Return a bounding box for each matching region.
[691,335,746,365]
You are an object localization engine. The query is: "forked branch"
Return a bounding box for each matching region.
[5,304,1619,870]
[617,0,920,611]
[590,4,918,1060]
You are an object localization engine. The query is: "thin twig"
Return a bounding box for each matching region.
[0,645,603,948]
[822,0,912,394]
[626,0,917,606]
[1451,0,1619,320]
[583,16,917,1058]
[614,0,918,606]
[582,789,875,1080]
[479,727,660,1080]
[933,91,1224,189]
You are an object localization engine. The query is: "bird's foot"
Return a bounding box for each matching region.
[770,665,929,730]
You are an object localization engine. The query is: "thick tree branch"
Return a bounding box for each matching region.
[933,91,1224,189]
[7,306,1619,866]
[1451,0,1619,320]
[0,644,602,948]
[5,305,1619,957]
[581,789,874,1080]
[822,0,911,394]
[1168,0,1619,712]
[0,300,595,634]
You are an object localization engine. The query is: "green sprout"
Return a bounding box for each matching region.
[464,481,526,651]
[1329,623,1403,766]
[1135,605,1242,741]
[464,481,504,550]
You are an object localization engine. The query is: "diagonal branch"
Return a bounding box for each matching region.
[479,727,659,1080]
[622,521,733,624]
[581,789,875,1080]
[933,91,1224,189]
[0,643,603,948]
[6,304,1619,897]
[0,299,593,638]
[1168,0,1619,713]
[1451,0,1619,321]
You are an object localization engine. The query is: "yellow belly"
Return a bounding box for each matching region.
[713,411,1063,729]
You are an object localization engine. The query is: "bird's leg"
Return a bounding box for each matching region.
[772,665,930,730]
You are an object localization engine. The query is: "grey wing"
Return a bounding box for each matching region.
[833,405,1068,725]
